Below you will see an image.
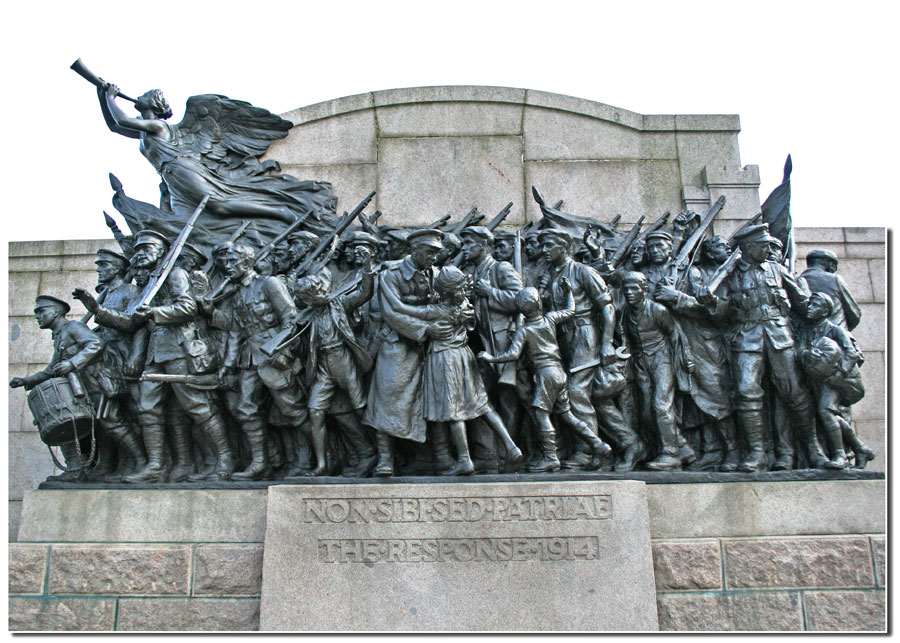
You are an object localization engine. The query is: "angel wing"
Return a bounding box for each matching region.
[174,94,293,173]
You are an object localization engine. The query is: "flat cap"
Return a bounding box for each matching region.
[342,230,381,247]
[645,230,674,243]
[807,248,839,264]
[460,226,495,244]
[537,228,573,246]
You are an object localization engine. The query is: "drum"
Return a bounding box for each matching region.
[26,377,94,446]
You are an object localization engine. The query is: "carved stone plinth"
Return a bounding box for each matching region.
[259,480,658,631]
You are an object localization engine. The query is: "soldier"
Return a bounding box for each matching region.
[620,272,692,471]
[654,235,741,471]
[72,249,149,481]
[801,249,862,332]
[363,228,453,476]
[797,292,874,469]
[538,228,615,470]
[97,230,234,483]
[521,228,545,288]
[10,296,104,481]
[460,226,525,472]
[221,242,308,480]
[696,224,828,472]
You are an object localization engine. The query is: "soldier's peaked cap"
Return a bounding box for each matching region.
[460,226,495,244]
[134,229,170,248]
[807,248,839,263]
[34,295,70,314]
[406,228,445,248]
[733,223,777,246]
[342,230,381,246]
[180,242,206,260]
[537,228,573,246]
[288,230,319,244]
[645,230,674,243]
[95,248,129,265]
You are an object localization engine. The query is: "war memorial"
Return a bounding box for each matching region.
[7,62,887,631]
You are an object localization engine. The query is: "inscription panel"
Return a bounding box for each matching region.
[261,481,658,631]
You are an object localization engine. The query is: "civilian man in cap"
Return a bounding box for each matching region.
[73,249,149,481]
[800,249,862,332]
[11,295,104,481]
[175,242,212,296]
[364,228,454,476]
[460,225,526,472]
[521,228,545,288]
[539,228,615,469]
[282,230,330,298]
[642,230,676,295]
[696,223,828,472]
[492,230,517,264]
[96,229,234,483]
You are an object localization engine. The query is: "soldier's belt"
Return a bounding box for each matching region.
[735,305,784,322]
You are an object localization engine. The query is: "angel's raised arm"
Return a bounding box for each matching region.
[100,84,167,138]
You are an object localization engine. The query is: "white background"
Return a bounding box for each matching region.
[1,0,897,241]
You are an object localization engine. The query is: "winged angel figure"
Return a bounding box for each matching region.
[97,83,338,250]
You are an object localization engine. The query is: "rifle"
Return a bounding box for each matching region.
[103,211,134,258]
[126,195,209,314]
[638,211,670,241]
[704,248,742,294]
[138,372,220,390]
[204,219,253,275]
[427,214,453,229]
[666,196,726,285]
[289,191,375,279]
[485,202,513,231]
[607,216,646,269]
[727,212,764,248]
[449,207,480,235]
[70,59,138,103]
[609,214,622,229]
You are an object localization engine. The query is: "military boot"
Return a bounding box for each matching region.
[737,411,768,473]
[232,421,270,481]
[190,416,235,481]
[124,423,168,483]
[168,421,196,482]
[647,419,683,471]
[615,437,647,472]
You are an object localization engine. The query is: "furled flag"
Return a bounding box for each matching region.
[760,155,794,270]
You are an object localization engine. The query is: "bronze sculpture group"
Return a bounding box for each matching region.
[9,65,875,483]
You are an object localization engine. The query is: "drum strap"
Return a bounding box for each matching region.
[46,414,97,474]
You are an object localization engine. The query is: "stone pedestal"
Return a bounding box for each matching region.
[259,480,658,631]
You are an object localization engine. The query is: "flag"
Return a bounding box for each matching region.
[760,155,794,270]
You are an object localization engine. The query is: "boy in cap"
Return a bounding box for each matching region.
[479,280,611,471]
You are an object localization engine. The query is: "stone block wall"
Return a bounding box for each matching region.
[265,86,762,236]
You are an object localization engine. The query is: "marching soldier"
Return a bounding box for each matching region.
[696,224,828,472]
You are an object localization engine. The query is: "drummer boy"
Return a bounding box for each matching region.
[10,295,103,482]
[9,295,103,391]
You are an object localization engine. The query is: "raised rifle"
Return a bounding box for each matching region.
[638,211,670,241]
[204,219,253,275]
[609,214,622,228]
[607,216,646,269]
[704,248,742,294]
[486,202,513,231]
[449,207,480,235]
[289,191,375,279]
[665,195,726,285]
[126,195,209,314]
[427,214,453,229]
[727,212,764,248]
